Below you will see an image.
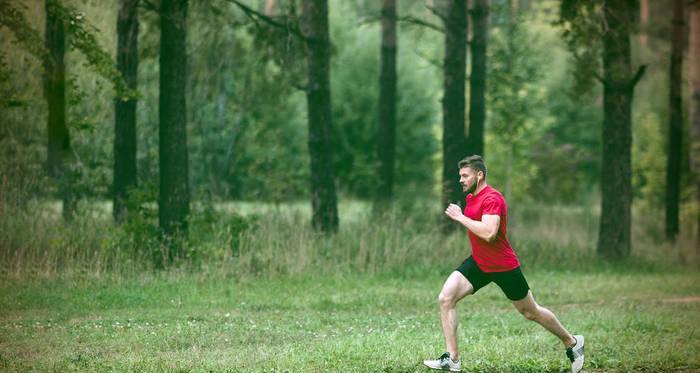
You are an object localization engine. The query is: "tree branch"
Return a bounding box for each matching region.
[221,0,306,41]
[426,4,447,23]
[629,64,647,87]
[398,15,444,33]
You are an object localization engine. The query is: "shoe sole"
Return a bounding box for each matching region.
[422,362,461,372]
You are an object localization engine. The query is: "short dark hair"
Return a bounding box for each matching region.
[458,155,487,177]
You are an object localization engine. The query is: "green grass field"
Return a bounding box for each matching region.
[1,268,699,372]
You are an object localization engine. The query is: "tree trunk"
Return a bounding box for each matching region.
[265,0,277,16]
[159,0,190,247]
[688,0,700,254]
[113,0,139,222]
[441,0,467,232]
[468,0,488,157]
[45,0,75,221]
[639,0,649,48]
[301,0,339,233]
[597,0,642,259]
[376,0,397,206]
[665,0,684,241]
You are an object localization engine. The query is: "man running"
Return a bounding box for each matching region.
[423,155,584,373]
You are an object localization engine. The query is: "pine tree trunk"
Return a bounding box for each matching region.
[301,0,339,233]
[639,0,649,48]
[468,0,488,157]
[159,0,190,248]
[113,0,139,222]
[688,0,700,254]
[441,0,467,232]
[665,0,684,241]
[597,0,641,259]
[376,0,397,206]
[45,0,75,221]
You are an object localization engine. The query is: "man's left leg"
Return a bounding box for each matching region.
[494,267,584,373]
[512,291,575,347]
[512,291,585,373]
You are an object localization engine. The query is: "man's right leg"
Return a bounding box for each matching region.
[438,271,474,360]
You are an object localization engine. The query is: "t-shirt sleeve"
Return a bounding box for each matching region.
[481,196,503,216]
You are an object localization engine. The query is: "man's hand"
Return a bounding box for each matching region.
[444,203,464,222]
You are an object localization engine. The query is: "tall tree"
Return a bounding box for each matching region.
[665,0,684,241]
[689,0,700,253]
[301,0,339,232]
[597,0,645,259]
[113,0,139,222]
[441,0,467,231]
[468,0,488,158]
[159,0,190,246]
[45,0,75,221]
[376,0,397,206]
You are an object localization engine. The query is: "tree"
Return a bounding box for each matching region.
[560,0,645,258]
[159,0,190,247]
[113,0,139,222]
[376,0,397,206]
[2,1,134,218]
[689,0,700,253]
[468,0,488,158]
[665,0,683,241]
[441,0,467,231]
[301,0,339,232]
[45,0,75,221]
[597,0,645,259]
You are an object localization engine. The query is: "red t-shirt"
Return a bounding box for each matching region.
[464,185,520,272]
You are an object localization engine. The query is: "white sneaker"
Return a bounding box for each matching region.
[423,352,461,372]
[566,335,584,373]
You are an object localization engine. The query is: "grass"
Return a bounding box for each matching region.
[1,270,699,372]
[1,197,699,371]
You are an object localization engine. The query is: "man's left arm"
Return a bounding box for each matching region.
[444,203,500,242]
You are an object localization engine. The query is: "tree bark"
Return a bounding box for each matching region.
[159,0,190,246]
[665,0,684,241]
[441,0,467,232]
[301,0,339,232]
[597,0,642,259]
[688,0,700,254]
[639,0,649,48]
[114,0,139,222]
[468,0,488,157]
[45,0,75,221]
[376,0,397,206]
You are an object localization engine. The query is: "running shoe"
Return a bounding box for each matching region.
[566,335,584,373]
[423,352,461,372]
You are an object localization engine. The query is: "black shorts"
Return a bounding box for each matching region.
[456,256,530,301]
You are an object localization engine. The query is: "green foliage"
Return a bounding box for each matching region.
[0,1,48,66]
[330,2,439,198]
[46,0,135,99]
[557,0,605,95]
[485,3,552,203]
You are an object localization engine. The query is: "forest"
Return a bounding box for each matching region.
[1,0,699,372]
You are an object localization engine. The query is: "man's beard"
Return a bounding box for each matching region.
[464,182,477,195]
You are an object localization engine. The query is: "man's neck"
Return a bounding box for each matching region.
[473,182,488,197]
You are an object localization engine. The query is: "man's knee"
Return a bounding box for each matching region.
[438,291,455,308]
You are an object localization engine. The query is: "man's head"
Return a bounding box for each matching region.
[458,155,487,194]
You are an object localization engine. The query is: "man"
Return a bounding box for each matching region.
[423,155,584,373]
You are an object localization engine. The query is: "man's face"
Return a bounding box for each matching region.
[459,167,482,194]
